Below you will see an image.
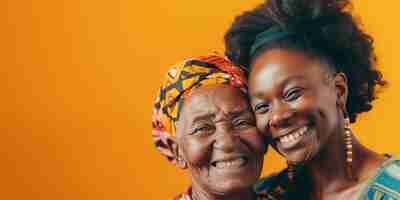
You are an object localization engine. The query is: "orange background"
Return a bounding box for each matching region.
[2,0,400,199]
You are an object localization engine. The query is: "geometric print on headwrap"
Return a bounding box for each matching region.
[152,53,248,164]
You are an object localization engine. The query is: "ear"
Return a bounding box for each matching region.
[333,72,348,111]
[169,137,187,169]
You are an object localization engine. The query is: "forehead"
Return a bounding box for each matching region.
[181,84,249,119]
[249,49,327,95]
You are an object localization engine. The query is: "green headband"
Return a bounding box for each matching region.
[249,26,292,56]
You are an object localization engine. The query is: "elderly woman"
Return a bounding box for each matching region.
[225,0,400,199]
[152,54,269,200]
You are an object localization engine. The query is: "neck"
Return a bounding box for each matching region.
[305,132,384,196]
[190,183,255,200]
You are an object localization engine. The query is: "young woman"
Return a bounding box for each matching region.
[225,0,400,199]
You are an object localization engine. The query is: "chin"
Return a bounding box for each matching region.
[214,179,253,194]
[287,146,322,165]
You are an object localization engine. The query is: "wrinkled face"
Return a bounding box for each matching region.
[249,49,342,163]
[176,84,266,195]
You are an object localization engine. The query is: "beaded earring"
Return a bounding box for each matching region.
[343,116,355,180]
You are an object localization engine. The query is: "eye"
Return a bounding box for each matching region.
[284,87,304,102]
[233,119,255,129]
[254,102,270,114]
[191,124,214,135]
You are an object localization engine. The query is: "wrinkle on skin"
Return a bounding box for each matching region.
[175,85,266,200]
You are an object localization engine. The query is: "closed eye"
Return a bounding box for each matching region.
[284,87,304,101]
[233,119,255,129]
[254,103,270,114]
[191,125,214,135]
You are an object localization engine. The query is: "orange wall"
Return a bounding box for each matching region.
[2,0,400,199]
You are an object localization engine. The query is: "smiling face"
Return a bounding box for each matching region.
[249,49,346,163]
[175,84,266,195]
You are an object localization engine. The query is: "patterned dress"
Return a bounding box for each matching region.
[253,157,400,200]
[173,157,400,199]
[359,158,400,199]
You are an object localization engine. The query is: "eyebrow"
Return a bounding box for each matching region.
[191,107,253,124]
[191,113,215,124]
[253,75,306,98]
[280,75,306,87]
[223,108,253,118]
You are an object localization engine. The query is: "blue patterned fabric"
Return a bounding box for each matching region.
[360,159,400,200]
[254,157,400,200]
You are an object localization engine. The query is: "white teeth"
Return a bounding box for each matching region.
[215,158,245,169]
[279,126,308,144]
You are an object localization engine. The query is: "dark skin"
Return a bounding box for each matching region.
[249,49,386,200]
[172,84,267,200]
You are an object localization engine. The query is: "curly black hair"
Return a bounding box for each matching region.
[225,0,386,123]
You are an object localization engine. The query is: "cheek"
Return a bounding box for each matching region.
[301,91,338,121]
[319,104,340,133]
[255,114,270,137]
[181,138,212,165]
[292,94,314,110]
[291,95,319,119]
[241,128,266,155]
[297,94,339,136]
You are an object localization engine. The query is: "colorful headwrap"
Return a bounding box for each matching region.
[152,53,248,164]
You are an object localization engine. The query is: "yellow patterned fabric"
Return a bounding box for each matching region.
[152,53,248,164]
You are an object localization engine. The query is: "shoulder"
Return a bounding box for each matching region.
[173,194,191,200]
[364,159,400,199]
[173,187,192,200]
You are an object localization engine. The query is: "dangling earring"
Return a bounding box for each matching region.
[287,160,304,184]
[287,161,296,182]
[176,157,187,169]
[343,115,356,181]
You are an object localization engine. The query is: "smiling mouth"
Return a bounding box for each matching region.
[275,126,309,148]
[211,157,248,169]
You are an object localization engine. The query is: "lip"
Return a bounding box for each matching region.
[211,155,249,168]
[273,125,307,141]
[273,125,310,150]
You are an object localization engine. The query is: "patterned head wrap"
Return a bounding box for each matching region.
[152,53,248,164]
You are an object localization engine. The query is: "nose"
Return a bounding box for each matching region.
[269,101,295,129]
[213,125,237,153]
